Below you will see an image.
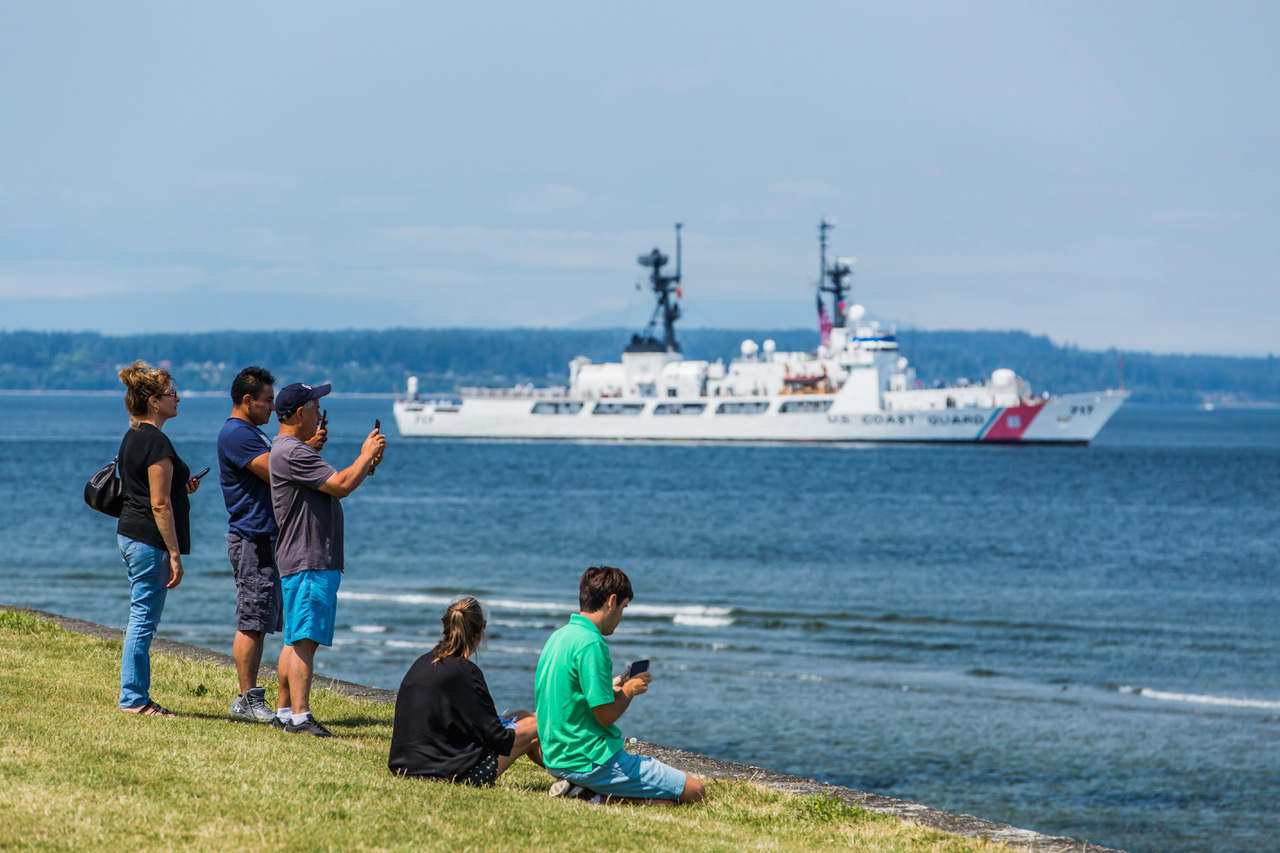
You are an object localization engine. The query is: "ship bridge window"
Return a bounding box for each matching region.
[593,402,645,415]
[779,400,833,414]
[531,401,584,415]
[715,401,770,415]
[653,403,705,416]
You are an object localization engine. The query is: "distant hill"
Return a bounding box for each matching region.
[0,327,1276,405]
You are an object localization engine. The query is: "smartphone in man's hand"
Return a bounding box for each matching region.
[369,419,382,475]
[624,659,650,680]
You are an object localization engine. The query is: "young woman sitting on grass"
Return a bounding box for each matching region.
[388,597,542,786]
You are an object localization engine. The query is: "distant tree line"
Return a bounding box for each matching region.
[0,327,1276,405]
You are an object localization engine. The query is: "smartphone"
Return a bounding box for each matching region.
[369,419,382,475]
[193,467,211,480]
[624,659,650,679]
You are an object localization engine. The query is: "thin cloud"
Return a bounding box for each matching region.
[501,184,590,214]
[194,172,299,190]
[769,181,837,197]
[0,264,196,299]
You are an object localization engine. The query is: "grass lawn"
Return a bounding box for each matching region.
[0,610,1002,852]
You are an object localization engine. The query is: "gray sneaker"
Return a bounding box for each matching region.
[229,687,276,723]
[284,713,334,738]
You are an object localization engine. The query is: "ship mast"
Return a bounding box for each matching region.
[630,223,683,353]
[818,219,854,328]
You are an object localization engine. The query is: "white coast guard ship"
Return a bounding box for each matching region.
[393,223,1127,443]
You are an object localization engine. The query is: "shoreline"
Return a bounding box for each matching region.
[5,603,1122,853]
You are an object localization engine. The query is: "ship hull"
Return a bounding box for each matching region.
[394,390,1127,444]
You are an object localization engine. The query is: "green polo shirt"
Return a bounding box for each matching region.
[534,613,624,772]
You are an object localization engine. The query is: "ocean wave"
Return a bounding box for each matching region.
[743,669,823,682]
[338,590,733,626]
[338,591,456,606]
[489,618,557,629]
[482,598,577,614]
[628,603,734,619]
[1118,685,1280,710]
[673,614,735,628]
[484,644,544,656]
[350,625,388,634]
[384,639,433,650]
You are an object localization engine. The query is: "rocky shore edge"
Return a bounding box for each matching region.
[5,604,1123,853]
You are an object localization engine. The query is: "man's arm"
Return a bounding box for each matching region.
[245,451,270,483]
[591,672,650,728]
[318,428,386,498]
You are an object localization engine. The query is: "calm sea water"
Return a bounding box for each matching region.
[4,392,1278,853]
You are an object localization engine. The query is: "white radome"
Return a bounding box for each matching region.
[991,369,1018,387]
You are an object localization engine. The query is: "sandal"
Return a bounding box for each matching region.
[122,699,176,717]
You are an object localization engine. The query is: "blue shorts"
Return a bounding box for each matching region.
[281,569,341,646]
[551,749,687,800]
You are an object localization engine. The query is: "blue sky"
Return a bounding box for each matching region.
[1,2,1276,354]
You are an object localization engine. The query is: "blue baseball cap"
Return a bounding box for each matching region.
[276,382,331,420]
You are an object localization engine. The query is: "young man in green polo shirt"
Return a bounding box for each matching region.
[534,566,705,805]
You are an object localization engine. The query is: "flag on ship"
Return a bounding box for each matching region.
[817,292,833,347]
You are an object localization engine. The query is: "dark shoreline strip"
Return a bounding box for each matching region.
[5,604,1123,853]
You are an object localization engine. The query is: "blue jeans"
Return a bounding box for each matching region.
[118,535,169,709]
[550,749,688,800]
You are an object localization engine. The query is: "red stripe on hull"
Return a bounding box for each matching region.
[981,405,1043,441]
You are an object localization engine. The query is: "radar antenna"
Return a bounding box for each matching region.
[818,219,854,328]
[627,223,683,353]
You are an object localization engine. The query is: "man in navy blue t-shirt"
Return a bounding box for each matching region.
[217,366,327,724]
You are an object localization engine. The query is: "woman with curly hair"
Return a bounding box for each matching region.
[115,360,202,716]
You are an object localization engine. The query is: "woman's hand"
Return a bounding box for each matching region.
[186,476,201,495]
[167,553,184,589]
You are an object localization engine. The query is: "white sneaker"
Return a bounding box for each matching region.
[549,778,587,799]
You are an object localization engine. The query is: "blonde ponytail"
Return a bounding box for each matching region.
[432,597,486,663]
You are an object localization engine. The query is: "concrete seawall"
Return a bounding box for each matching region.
[5,604,1124,853]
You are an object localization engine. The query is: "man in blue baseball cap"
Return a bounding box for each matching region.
[270,381,386,737]
[273,381,333,421]
[218,368,328,728]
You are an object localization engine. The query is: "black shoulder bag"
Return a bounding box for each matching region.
[85,457,125,518]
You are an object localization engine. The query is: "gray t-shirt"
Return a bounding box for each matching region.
[269,434,344,577]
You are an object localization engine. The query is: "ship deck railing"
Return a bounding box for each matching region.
[460,386,571,399]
